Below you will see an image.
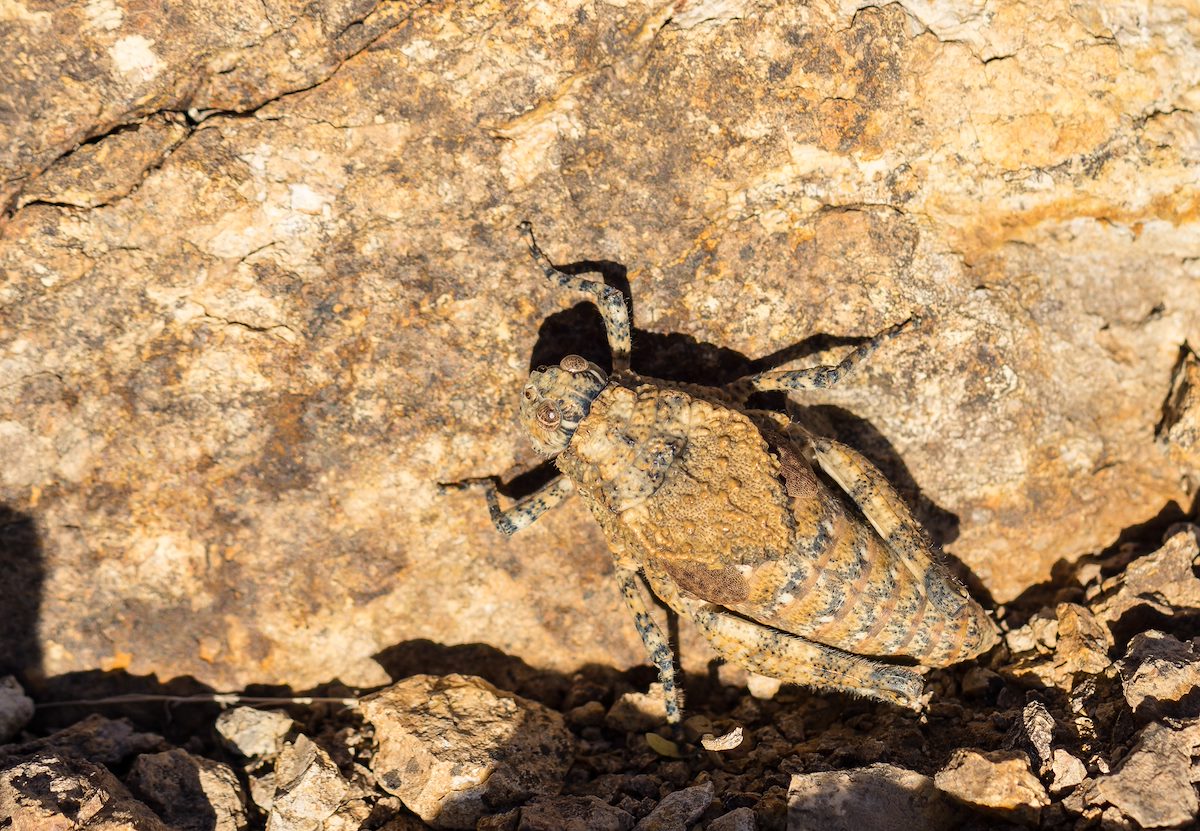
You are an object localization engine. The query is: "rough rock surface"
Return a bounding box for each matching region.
[1,528,1199,830]
[0,750,171,831]
[514,795,635,831]
[1083,721,1200,828]
[707,807,757,831]
[1117,630,1200,722]
[633,781,713,830]
[1093,527,1200,626]
[360,674,574,828]
[3,714,166,767]
[267,734,371,831]
[786,763,958,830]
[2,0,1199,696]
[0,676,34,743]
[933,748,1049,823]
[215,706,295,760]
[1159,347,1200,487]
[1048,749,1087,795]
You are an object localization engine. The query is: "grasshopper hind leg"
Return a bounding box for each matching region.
[725,317,919,403]
[641,560,924,710]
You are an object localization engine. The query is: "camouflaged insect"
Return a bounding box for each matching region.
[449,222,998,723]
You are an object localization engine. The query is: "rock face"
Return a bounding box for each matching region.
[1,0,1199,700]
[267,735,371,831]
[215,706,295,760]
[515,795,635,831]
[0,750,172,831]
[632,781,713,831]
[1083,722,1200,829]
[1,522,1200,831]
[1117,630,1200,722]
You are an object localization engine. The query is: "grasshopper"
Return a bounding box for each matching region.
[448,223,997,723]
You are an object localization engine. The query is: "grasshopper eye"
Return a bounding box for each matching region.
[523,386,537,401]
[535,401,561,428]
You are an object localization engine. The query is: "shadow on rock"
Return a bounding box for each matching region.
[1003,493,1200,643]
[372,637,683,715]
[31,669,221,741]
[0,505,43,682]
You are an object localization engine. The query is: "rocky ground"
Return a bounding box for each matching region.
[4,525,1200,830]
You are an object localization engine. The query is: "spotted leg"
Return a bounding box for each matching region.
[613,560,685,723]
[438,475,575,536]
[726,316,919,402]
[641,560,924,709]
[799,434,999,657]
[517,221,632,373]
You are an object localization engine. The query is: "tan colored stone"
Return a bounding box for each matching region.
[266,734,371,831]
[707,807,756,831]
[1053,603,1113,676]
[1005,603,1112,690]
[215,706,294,760]
[633,781,714,831]
[1159,346,1200,480]
[359,674,573,829]
[787,763,959,831]
[934,748,1049,824]
[0,0,422,212]
[1048,749,1087,794]
[1094,527,1200,626]
[0,750,170,831]
[1,1,1198,693]
[1117,630,1200,722]
[1085,721,1200,829]
[14,114,190,210]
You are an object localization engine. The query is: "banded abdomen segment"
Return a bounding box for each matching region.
[735,431,995,667]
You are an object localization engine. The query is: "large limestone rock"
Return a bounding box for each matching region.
[360,674,574,829]
[0,751,171,831]
[1,0,1198,691]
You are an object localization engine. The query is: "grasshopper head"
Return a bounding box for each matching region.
[520,354,608,457]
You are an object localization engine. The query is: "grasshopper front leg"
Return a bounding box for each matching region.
[439,475,575,536]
